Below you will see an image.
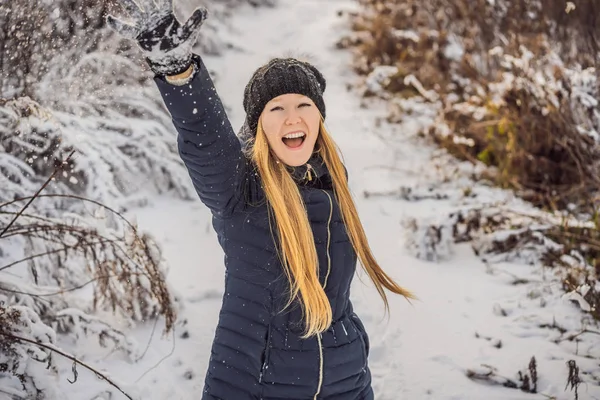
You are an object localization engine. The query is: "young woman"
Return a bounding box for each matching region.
[107,1,414,399]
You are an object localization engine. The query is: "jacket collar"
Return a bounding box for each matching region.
[285,152,330,186]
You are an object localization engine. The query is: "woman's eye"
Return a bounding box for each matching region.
[270,103,310,111]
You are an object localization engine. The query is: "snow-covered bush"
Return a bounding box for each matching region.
[343,4,600,391]
[1,0,279,397]
[0,184,178,397]
[1,0,279,206]
[0,0,195,205]
[0,80,179,398]
[402,216,454,262]
[0,195,177,326]
[0,304,60,399]
[1,0,277,99]
[436,51,600,211]
[342,0,600,213]
[343,0,600,319]
[406,204,600,322]
[0,85,195,206]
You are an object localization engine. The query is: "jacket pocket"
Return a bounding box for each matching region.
[351,314,370,365]
[259,323,272,383]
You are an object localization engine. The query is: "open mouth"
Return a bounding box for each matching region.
[282,131,306,150]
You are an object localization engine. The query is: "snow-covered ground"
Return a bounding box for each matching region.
[52,0,600,399]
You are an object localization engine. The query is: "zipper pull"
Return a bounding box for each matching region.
[305,163,313,181]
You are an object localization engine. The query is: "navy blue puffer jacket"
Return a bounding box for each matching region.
[154,55,373,400]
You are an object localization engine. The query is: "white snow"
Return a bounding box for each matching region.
[403,74,439,102]
[391,29,420,43]
[365,65,399,98]
[443,34,465,62]
[32,0,599,399]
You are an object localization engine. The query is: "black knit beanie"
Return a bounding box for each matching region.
[242,57,327,134]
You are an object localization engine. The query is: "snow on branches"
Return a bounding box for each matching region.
[0,304,59,399]
[1,82,194,208]
[0,177,178,398]
[1,0,282,397]
[343,0,600,213]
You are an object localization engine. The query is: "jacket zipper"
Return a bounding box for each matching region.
[314,333,324,400]
[321,189,333,289]
[313,189,333,400]
[305,163,313,182]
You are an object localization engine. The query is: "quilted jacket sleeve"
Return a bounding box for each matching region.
[153,54,246,217]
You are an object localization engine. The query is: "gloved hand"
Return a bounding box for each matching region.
[106,0,208,76]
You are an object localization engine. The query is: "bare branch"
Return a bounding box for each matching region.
[0,150,75,239]
[0,331,134,400]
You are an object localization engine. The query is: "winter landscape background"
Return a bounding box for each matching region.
[1,0,599,399]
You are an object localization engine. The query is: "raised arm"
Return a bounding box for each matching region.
[154,55,246,216]
[107,0,246,216]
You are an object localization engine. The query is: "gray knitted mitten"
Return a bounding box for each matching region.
[106,0,207,76]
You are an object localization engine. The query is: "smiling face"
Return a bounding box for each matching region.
[258,93,321,167]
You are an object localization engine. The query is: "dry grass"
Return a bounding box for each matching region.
[0,154,176,397]
[343,2,600,325]
[342,0,600,205]
[466,356,538,393]
[344,1,600,392]
[0,152,176,332]
[0,193,176,332]
[344,0,598,82]
[439,87,600,210]
[342,0,600,213]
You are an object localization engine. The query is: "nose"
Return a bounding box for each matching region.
[284,109,302,125]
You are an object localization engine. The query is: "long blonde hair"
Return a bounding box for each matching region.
[251,117,415,338]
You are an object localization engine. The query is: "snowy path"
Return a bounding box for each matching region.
[122,1,598,399]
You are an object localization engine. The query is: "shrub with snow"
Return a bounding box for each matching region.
[1,0,278,398]
[342,0,600,395]
[342,0,599,212]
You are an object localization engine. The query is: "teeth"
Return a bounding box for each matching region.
[283,132,306,139]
